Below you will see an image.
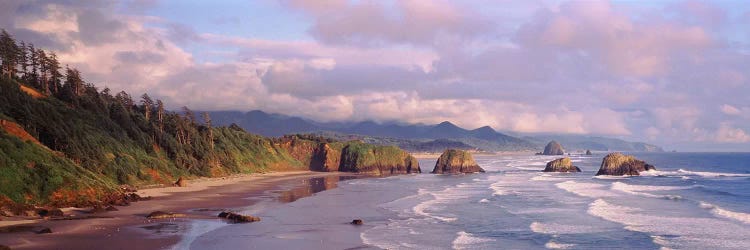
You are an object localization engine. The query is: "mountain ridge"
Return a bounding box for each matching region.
[207,110,663,153]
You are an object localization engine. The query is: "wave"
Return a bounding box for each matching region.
[610,182,687,200]
[531,174,557,182]
[412,182,485,222]
[529,222,602,235]
[699,202,750,225]
[479,198,490,203]
[588,199,750,249]
[452,231,494,249]
[555,181,616,198]
[545,241,576,249]
[641,169,750,178]
[677,169,750,178]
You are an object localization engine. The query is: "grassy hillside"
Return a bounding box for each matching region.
[0,76,312,206]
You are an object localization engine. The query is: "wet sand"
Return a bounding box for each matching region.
[0,171,362,250]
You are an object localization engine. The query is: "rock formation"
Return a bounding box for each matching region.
[337,144,420,175]
[218,211,260,223]
[431,149,485,174]
[174,177,187,187]
[542,141,564,155]
[543,158,581,172]
[146,211,186,219]
[351,219,364,225]
[585,150,592,155]
[596,153,656,176]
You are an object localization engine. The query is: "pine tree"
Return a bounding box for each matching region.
[0,29,20,77]
[203,112,214,150]
[140,93,154,121]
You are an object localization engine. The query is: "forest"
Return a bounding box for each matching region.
[0,29,416,207]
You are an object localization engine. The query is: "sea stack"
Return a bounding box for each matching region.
[543,157,581,172]
[542,141,564,155]
[585,150,592,155]
[431,149,485,174]
[596,153,656,176]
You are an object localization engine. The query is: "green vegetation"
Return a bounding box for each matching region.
[0,29,417,207]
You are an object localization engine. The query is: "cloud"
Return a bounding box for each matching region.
[2,0,749,150]
[721,104,741,116]
[715,123,750,143]
[284,0,490,47]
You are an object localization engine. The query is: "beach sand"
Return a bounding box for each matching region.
[0,171,359,250]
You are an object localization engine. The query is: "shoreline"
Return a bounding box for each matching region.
[0,171,364,250]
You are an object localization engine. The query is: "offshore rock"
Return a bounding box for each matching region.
[543,157,581,172]
[542,141,565,155]
[431,149,485,174]
[596,153,656,176]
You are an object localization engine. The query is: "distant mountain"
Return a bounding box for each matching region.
[207,111,322,137]
[208,110,536,151]
[522,135,664,152]
[208,110,662,153]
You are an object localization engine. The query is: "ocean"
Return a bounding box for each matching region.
[185,152,750,249]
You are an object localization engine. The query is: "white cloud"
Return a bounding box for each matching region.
[715,123,750,143]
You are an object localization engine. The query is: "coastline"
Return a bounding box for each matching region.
[0,171,363,250]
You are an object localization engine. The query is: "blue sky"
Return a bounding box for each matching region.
[2,0,750,151]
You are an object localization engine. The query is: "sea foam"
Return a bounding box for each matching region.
[699,202,750,225]
[452,231,494,249]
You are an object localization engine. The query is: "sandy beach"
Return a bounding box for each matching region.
[0,171,360,250]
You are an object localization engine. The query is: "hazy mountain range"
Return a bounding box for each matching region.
[207,110,664,153]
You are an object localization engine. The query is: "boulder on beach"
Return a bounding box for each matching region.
[174,177,187,187]
[351,219,364,225]
[146,211,186,219]
[596,153,656,176]
[218,211,260,223]
[431,149,485,174]
[585,150,592,155]
[543,158,581,172]
[542,141,564,155]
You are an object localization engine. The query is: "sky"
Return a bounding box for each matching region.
[1,0,749,151]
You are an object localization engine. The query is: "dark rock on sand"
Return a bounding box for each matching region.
[34,227,52,234]
[542,141,565,155]
[175,177,187,187]
[596,153,656,176]
[0,225,51,234]
[146,211,186,219]
[218,211,260,223]
[585,150,592,155]
[36,208,63,217]
[431,149,485,174]
[543,158,581,172]
[351,219,364,225]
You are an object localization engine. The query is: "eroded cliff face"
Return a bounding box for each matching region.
[277,136,419,175]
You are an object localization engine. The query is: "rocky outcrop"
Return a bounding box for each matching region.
[351,219,363,225]
[543,158,581,172]
[585,150,592,155]
[146,211,186,219]
[339,144,421,175]
[431,149,485,174]
[542,141,564,155]
[218,211,260,223]
[595,153,656,176]
[174,177,187,187]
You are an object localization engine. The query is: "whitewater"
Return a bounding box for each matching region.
[188,152,750,249]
